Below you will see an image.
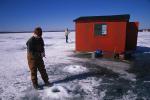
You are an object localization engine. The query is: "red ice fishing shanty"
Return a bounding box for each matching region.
[73,14,139,59]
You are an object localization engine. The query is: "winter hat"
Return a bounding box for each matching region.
[34,27,42,37]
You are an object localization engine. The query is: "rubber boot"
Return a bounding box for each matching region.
[45,81,53,87]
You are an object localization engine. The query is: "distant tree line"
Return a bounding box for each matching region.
[139,29,150,32]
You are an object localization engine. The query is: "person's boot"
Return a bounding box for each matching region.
[45,81,53,87]
[33,84,40,90]
[32,79,40,89]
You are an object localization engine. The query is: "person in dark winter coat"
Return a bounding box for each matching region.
[26,27,52,89]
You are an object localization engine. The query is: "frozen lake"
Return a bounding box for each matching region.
[0,32,150,100]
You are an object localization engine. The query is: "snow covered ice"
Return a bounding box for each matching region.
[42,85,70,100]
[63,65,88,74]
[0,32,150,100]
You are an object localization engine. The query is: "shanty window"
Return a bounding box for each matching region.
[94,24,107,35]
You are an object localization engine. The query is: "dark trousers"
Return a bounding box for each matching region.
[66,35,68,43]
[27,52,49,85]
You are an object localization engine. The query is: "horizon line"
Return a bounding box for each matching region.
[0,29,75,34]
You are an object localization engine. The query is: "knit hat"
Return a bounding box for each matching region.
[34,27,42,37]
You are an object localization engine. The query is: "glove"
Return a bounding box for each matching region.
[41,52,45,58]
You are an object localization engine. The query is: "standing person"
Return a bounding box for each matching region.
[65,28,69,43]
[26,27,52,89]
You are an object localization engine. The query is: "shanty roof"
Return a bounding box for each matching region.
[74,14,130,22]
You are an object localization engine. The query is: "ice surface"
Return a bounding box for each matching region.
[0,32,150,99]
[137,32,150,48]
[42,85,70,100]
[63,65,88,74]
